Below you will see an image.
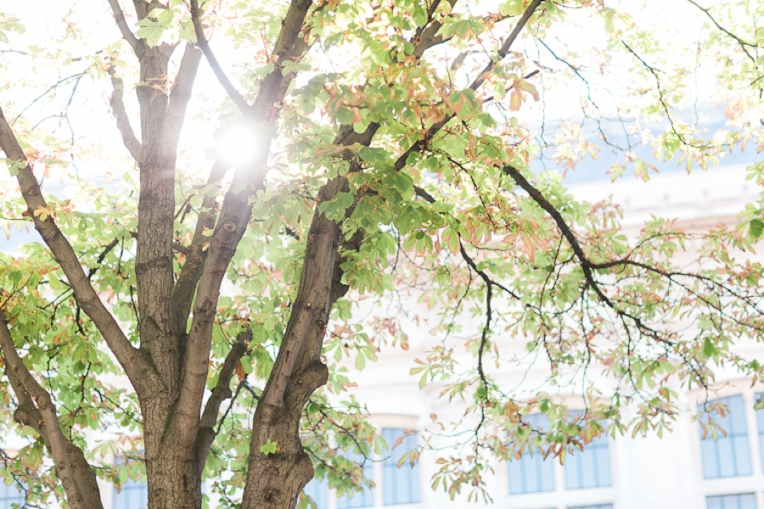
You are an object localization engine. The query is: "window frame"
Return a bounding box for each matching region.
[705,492,757,509]
[301,416,423,509]
[691,385,764,509]
[563,426,612,491]
[500,403,615,509]
[698,394,753,479]
[0,482,25,509]
[112,478,149,509]
[380,428,420,506]
[112,454,148,509]
[507,413,556,495]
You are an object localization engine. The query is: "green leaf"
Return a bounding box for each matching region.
[750,218,764,239]
[3,159,25,176]
[412,5,428,27]
[336,107,355,125]
[157,9,174,27]
[260,439,278,455]
[702,337,717,359]
[319,191,355,220]
[136,26,164,47]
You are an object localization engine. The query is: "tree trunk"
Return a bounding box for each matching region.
[145,446,202,509]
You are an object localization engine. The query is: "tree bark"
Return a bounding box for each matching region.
[240,123,377,507]
[134,42,204,509]
[0,312,101,509]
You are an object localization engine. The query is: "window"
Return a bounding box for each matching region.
[381,428,420,505]
[113,478,148,509]
[303,477,329,509]
[699,395,752,479]
[568,505,614,509]
[336,428,421,508]
[564,422,611,490]
[113,454,148,509]
[0,483,24,509]
[336,449,374,509]
[707,493,757,509]
[756,393,764,471]
[508,414,555,494]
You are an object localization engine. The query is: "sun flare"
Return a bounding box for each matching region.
[217,123,262,168]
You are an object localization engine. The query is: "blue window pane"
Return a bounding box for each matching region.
[699,396,752,479]
[564,417,611,490]
[114,479,148,509]
[303,477,329,509]
[594,444,611,487]
[706,493,757,509]
[337,449,374,509]
[508,414,555,495]
[382,428,420,506]
[701,439,718,479]
[569,505,614,509]
[0,483,24,509]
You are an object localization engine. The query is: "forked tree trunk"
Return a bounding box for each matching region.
[0,2,550,509]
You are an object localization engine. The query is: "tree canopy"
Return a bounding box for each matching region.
[0,0,763,508]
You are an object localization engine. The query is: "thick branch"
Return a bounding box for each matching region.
[107,64,142,162]
[249,0,314,120]
[261,207,339,411]
[172,161,231,332]
[393,68,538,171]
[411,0,458,59]
[0,107,149,390]
[174,0,315,447]
[503,165,605,301]
[239,129,374,507]
[0,312,91,509]
[188,0,250,113]
[158,44,203,157]
[173,137,273,445]
[194,330,251,466]
[106,0,142,55]
[469,0,543,91]
[134,43,201,389]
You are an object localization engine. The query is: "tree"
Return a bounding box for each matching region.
[0,0,762,508]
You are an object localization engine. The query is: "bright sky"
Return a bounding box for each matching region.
[0,0,757,253]
[0,0,237,251]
